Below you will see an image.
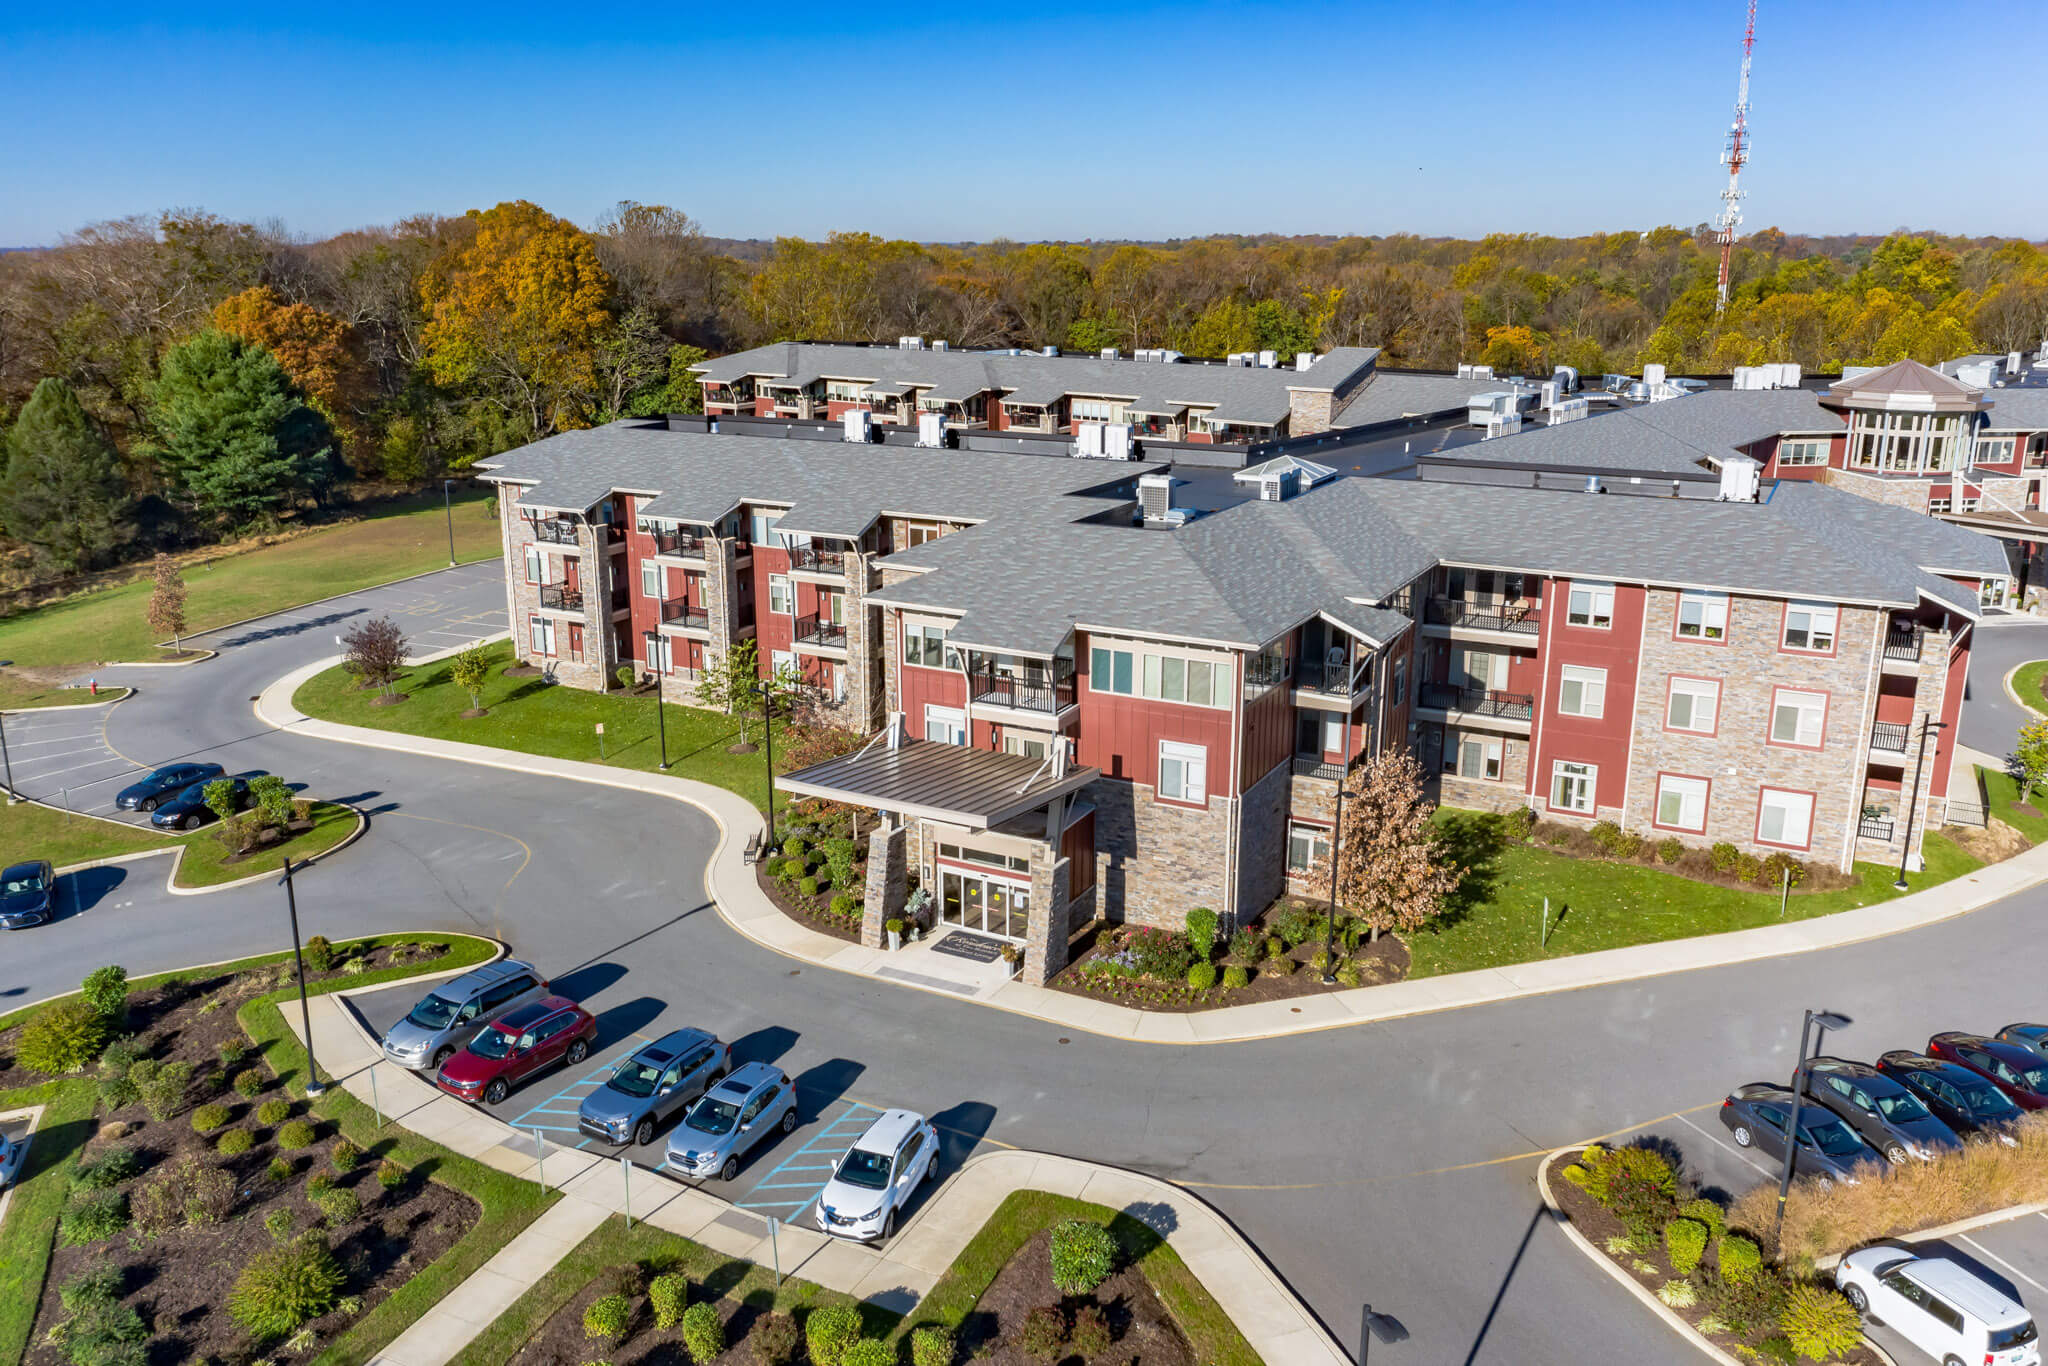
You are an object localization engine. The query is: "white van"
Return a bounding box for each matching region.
[1836,1247,2040,1365]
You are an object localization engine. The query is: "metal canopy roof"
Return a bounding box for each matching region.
[774,738,1098,830]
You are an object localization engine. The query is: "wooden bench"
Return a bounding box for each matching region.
[742,831,762,865]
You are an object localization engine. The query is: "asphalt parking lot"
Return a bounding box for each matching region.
[0,699,148,822]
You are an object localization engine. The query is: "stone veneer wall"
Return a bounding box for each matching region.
[841,555,881,732]
[1087,776,1238,930]
[1436,729,1532,814]
[1288,389,1336,435]
[501,488,611,691]
[702,539,741,676]
[1232,759,1291,931]
[1818,467,1931,512]
[1023,847,1072,985]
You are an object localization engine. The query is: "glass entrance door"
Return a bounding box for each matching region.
[938,869,1031,940]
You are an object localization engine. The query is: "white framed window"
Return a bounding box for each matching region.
[923,705,966,745]
[1977,436,2017,464]
[905,621,956,669]
[640,561,661,599]
[1758,788,1815,848]
[1550,760,1596,813]
[750,510,789,548]
[1566,581,1615,629]
[768,575,792,615]
[1157,740,1208,804]
[1770,688,1827,747]
[1982,578,2010,608]
[1654,774,1709,832]
[1090,644,1223,707]
[1452,736,1504,781]
[1455,648,1508,691]
[1557,665,1607,718]
[524,547,544,584]
[1071,398,1128,423]
[1676,590,1728,641]
[1002,733,1049,760]
[1783,601,1837,653]
[1666,677,1720,733]
[1927,495,1952,514]
[1777,438,1830,466]
[648,635,673,674]
[528,616,556,657]
[1286,822,1330,874]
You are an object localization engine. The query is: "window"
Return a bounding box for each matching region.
[767,575,792,615]
[750,510,788,548]
[1758,788,1815,848]
[1157,741,1207,804]
[1002,733,1049,760]
[905,621,955,669]
[1676,590,1728,641]
[1550,760,1596,814]
[528,616,556,657]
[1286,822,1330,874]
[1777,438,1830,466]
[1455,648,1507,691]
[1557,665,1607,718]
[648,635,673,674]
[1976,436,2017,465]
[1927,495,1952,514]
[1666,677,1720,734]
[1654,775,1709,832]
[1393,653,1407,700]
[901,520,943,547]
[1783,602,1837,652]
[1566,581,1614,629]
[523,547,543,584]
[1071,398,1128,423]
[1090,644,1222,707]
[924,706,966,745]
[825,381,866,402]
[1453,736,1504,781]
[640,561,660,599]
[1770,688,1827,747]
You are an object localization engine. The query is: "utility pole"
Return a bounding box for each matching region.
[282,859,325,1097]
[1714,0,1758,314]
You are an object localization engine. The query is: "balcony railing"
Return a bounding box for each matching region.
[1858,816,1896,842]
[1291,755,1347,781]
[534,521,580,546]
[652,530,707,557]
[1418,682,1535,721]
[1295,657,1372,696]
[538,584,584,612]
[1870,720,1911,754]
[968,667,1076,714]
[660,600,708,629]
[788,545,850,575]
[1425,596,1540,635]
[794,614,847,649]
[1883,625,1924,662]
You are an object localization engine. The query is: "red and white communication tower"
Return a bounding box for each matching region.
[1714,0,1757,314]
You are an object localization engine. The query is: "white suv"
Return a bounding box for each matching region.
[1836,1247,2039,1366]
[814,1109,938,1242]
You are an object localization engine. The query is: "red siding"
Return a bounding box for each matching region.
[750,536,792,673]
[1240,670,1293,790]
[1073,635,1237,795]
[1534,579,1645,813]
[1931,622,1969,799]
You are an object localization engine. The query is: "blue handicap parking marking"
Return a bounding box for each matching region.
[505,1058,620,1137]
[735,1099,885,1215]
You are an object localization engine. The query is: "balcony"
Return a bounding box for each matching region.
[538,584,584,612]
[1858,815,1896,842]
[1425,597,1540,636]
[1883,625,1924,663]
[534,521,580,547]
[1295,657,1371,697]
[968,667,1076,715]
[1291,755,1348,781]
[788,545,850,575]
[651,530,708,558]
[660,600,708,630]
[1870,720,1911,755]
[1417,682,1535,721]
[793,614,847,650]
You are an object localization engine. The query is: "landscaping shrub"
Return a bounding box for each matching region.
[1119,926,1194,980]
[1657,1280,1699,1308]
[266,1209,295,1241]
[1502,804,1538,840]
[267,1156,293,1182]
[1018,1304,1067,1361]
[1263,935,1285,959]
[98,1036,144,1074]
[1679,1196,1725,1236]
[804,1303,862,1366]
[1269,902,1323,946]
[1710,841,1741,871]
[1718,1233,1763,1284]
[182,1159,236,1226]
[95,1074,137,1112]
[80,964,130,1024]
[62,1297,147,1366]
[1573,1145,1679,1237]
[234,1067,267,1098]
[1049,1218,1117,1294]
[303,935,335,972]
[829,892,856,918]
[1069,1304,1112,1356]
[216,1127,255,1156]
[228,1234,346,1340]
[839,1342,891,1366]
[1336,958,1364,988]
[1227,925,1258,962]
[1664,1217,1708,1275]
[1703,1266,1789,1337]
[909,1325,956,1366]
[250,773,294,828]
[1656,837,1684,864]
[214,814,260,856]
[799,875,819,898]
[1186,962,1217,990]
[680,1302,725,1363]
[1733,852,1763,883]
[1755,1334,1797,1365]
[1758,851,1807,889]
[277,1119,316,1150]
[1778,1283,1862,1361]
[72,1143,140,1190]
[1265,955,1295,978]
[60,1188,129,1244]
[190,1102,231,1133]
[583,1292,631,1341]
[59,1263,124,1313]
[376,1159,406,1190]
[822,837,859,890]
[313,1186,361,1227]
[1222,964,1249,990]
[18,998,110,1074]
[130,1058,193,1121]
[1184,905,1219,960]
[1308,947,1331,973]
[330,1139,362,1172]
[751,1312,800,1365]
[1589,820,1641,857]
[257,1098,292,1126]
[308,1173,334,1197]
[783,836,808,860]
[649,1270,688,1330]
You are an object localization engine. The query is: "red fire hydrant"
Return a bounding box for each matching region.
[89,678,97,697]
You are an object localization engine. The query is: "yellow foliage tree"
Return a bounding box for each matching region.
[213,286,373,470]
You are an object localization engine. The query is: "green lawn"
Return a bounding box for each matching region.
[294,640,777,814]
[1404,812,1986,979]
[1978,764,2048,844]
[0,1080,98,1365]
[0,488,501,671]
[2012,659,2048,717]
[0,798,358,888]
[0,675,128,709]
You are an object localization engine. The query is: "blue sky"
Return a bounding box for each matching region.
[2,0,2040,247]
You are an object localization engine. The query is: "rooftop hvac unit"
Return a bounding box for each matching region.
[1719,454,1762,503]
[1552,365,1579,392]
[1042,345,1059,357]
[1732,366,1763,391]
[1296,352,1316,371]
[1103,423,1133,460]
[1257,350,1278,368]
[1161,350,1183,364]
[1772,363,1801,387]
[1550,397,1590,424]
[1270,469,1301,500]
[841,409,872,444]
[1137,472,1175,520]
[2012,352,2026,376]
[1100,347,1119,360]
[1467,391,1512,426]
[932,339,949,351]
[1075,423,1105,458]
[898,335,924,350]
[915,412,946,448]
[1957,362,1997,389]
[1643,362,1666,387]
[1485,413,1523,439]
[1603,373,1634,393]
[1539,380,1560,409]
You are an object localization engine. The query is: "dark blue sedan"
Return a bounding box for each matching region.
[0,860,54,929]
[150,774,262,830]
[115,762,224,813]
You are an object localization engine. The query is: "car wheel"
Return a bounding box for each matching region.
[634,1118,654,1148]
[1731,1124,1753,1147]
[720,1156,739,1182]
[1885,1144,1908,1165]
[566,1039,589,1065]
[182,814,200,831]
[139,797,157,813]
[924,1156,938,1184]
[484,1079,508,1106]
[434,1046,454,1068]
[780,1109,797,1134]
[1843,1284,1868,1313]
[1944,1357,1966,1366]
[882,1209,896,1241]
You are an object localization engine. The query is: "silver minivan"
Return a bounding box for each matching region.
[381,959,549,1071]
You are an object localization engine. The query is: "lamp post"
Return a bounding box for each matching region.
[1775,1007,1851,1245]
[442,480,457,567]
[760,673,779,848]
[1892,715,1948,892]
[1323,710,1354,986]
[0,657,15,803]
[281,858,326,1097]
[644,632,670,770]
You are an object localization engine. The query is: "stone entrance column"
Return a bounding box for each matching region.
[1022,847,1071,986]
[861,821,906,950]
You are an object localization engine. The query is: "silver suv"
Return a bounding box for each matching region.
[381,959,548,1070]
[666,1063,798,1181]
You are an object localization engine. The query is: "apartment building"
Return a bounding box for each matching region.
[476,418,2004,985]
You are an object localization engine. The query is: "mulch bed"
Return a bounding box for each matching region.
[214,815,328,867]
[953,1226,1195,1364]
[1543,1162,1883,1366]
[509,1268,784,1366]
[1050,911,1410,1014]
[754,860,860,945]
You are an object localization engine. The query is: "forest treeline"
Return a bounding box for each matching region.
[1,200,2044,584]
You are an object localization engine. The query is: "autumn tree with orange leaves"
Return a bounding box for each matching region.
[214,286,373,470]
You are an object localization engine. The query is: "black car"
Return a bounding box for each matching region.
[1877,1050,2025,1140]
[1799,1057,1963,1163]
[1719,1082,1878,1182]
[0,860,55,929]
[115,762,224,813]
[150,774,260,830]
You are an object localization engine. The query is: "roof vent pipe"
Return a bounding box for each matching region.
[1585,475,1603,495]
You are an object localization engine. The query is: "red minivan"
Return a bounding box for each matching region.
[436,996,597,1105]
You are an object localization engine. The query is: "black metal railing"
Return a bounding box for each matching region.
[1418,682,1535,720]
[1425,596,1541,635]
[660,600,708,629]
[1295,658,1372,695]
[968,668,1076,713]
[1291,755,1346,781]
[534,521,579,546]
[1883,625,1924,662]
[794,614,847,649]
[1870,721,1911,753]
[652,530,707,557]
[1858,816,1896,842]
[789,545,850,574]
[538,584,584,611]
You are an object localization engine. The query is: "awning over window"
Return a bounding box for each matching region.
[774,738,1098,830]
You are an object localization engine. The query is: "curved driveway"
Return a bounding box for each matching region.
[14,566,2048,1366]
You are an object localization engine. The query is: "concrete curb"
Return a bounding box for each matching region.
[100,650,216,669]
[0,688,132,715]
[33,803,368,898]
[1810,1199,2048,1272]
[2004,659,2048,718]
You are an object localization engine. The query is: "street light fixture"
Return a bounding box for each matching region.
[280,858,326,1097]
[442,480,458,568]
[0,657,15,804]
[643,631,670,770]
[1775,1007,1851,1244]
[1322,712,1354,987]
[759,674,779,848]
[1892,715,1948,892]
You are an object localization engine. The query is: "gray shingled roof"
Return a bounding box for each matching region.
[1985,387,2048,431]
[1434,389,1842,473]
[1332,370,1519,427]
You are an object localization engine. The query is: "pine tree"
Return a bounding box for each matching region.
[0,378,133,571]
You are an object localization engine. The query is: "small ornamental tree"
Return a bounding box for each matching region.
[2014,717,2048,800]
[694,637,760,737]
[342,615,408,698]
[147,554,188,654]
[1310,749,1464,943]
[204,777,242,825]
[448,643,494,714]
[80,965,129,1025]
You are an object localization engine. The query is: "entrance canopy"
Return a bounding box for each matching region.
[775,737,1098,830]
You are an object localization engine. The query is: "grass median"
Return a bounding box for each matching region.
[0,675,128,709]
[2012,659,2048,717]
[0,798,359,888]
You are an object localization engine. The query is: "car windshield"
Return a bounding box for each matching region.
[1994,1058,2048,1092]
[686,1097,740,1136]
[1965,1082,2021,1116]
[406,994,462,1029]
[835,1148,892,1191]
[1805,1117,1865,1157]
[1992,1320,2039,1349]
[178,783,209,802]
[1873,1091,1931,1123]
[466,1027,516,1061]
[2,871,44,895]
[608,1059,663,1099]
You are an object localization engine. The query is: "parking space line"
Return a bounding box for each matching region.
[1675,1113,1779,1181]
[1958,1234,2048,1299]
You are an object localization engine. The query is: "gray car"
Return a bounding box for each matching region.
[381,959,548,1070]
[1800,1057,1963,1163]
[665,1063,799,1181]
[576,1029,728,1148]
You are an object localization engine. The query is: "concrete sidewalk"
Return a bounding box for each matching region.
[296,996,1345,1366]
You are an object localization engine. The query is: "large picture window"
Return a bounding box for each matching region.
[1157,741,1208,804]
[1550,760,1596,814]
[1770,688,1827,748]
[904,622,956,670]
[1776,438,1830,466]
[924,706,966,745]
[1090,644,1224,708]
